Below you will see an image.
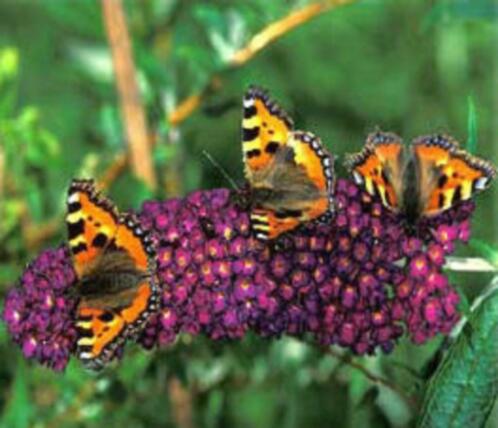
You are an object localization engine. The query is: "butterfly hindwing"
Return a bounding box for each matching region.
[112,213,158,330]
[250,209,301,241]
[412,134,497,216]
[286,131,335,219]
[345,131,404,211]
[249,131,335,240]
[114,213,152,271]
[67,179,158,370]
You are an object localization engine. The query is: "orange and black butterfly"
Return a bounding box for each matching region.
[241,86,335,240]
[66,179,159,369]
[345,131,496,223]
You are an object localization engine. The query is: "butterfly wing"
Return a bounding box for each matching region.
[412,134,497,216]
[112,212,158,332]
[67,179,118,278]
[345,131,404,211]
[250,131,335,240]
[67,179,158,369]
[241,86,294,181]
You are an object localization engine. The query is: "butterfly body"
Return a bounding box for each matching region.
[346,131,496,223]
[66,179,159,370]
[74,251,146,309]
[241,86,335,240]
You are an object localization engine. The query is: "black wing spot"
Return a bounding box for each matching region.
[246,149,261,159]
[92,233,108,248]
[76,327,93,338]
[452,186,462,204]
[68,201,82,213]
[68,219,85,240]
[243,127,260,141]
[265,142,280,154]
[275,209,302,219]
[438,193,446,208]
[372,183,382,200]
[78,345,93,353]
[437,174,448,188]
[243,105,257,118]
[71,242,88,255]
[98,312,114,322]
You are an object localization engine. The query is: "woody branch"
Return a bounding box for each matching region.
[168,0,355,127]
[101,0,157,190]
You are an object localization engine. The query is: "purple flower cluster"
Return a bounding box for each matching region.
[137,179,471,353]
[394,206,474,344]
[2,179,475,370]
[3,247,77,371]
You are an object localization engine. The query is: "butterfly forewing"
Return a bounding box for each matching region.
[345,131,404,211]
[412,134,497,216]
[242,86,294,180]
[67,179,119,278]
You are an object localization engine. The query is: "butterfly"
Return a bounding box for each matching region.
[66,179,159,370]
[241,86,335,240]
[345,130,497,223]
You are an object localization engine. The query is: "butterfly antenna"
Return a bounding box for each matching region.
[202,150,239,190]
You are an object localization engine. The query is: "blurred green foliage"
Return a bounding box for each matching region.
[0,0,497,427]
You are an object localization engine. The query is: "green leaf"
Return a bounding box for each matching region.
[0,358,32,428]
[349,367,370,406]
[153,143,178,165]
[205,389,224,428]
[0,47,19,83]
[466,96,477,154]
[469,239,498,266]
[99,104,123,148]
[456,285,471,317]
[69,44,114,83]
[377,383,412,427]
[417,279,498,428]
[25,181,44,222]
